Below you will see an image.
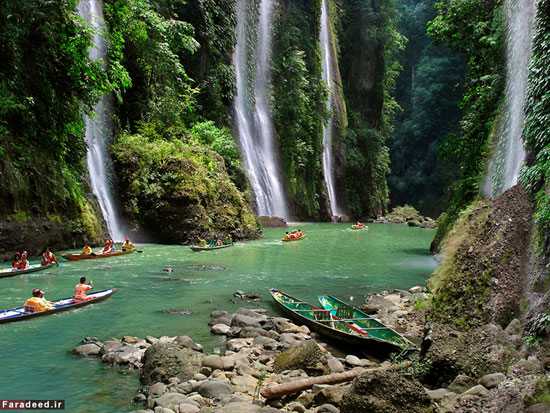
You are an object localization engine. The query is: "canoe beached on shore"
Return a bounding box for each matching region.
[0,263,57,278]
[317,294,417,351]
[61,249,136,261]
[269,288,411,358]
[0,288,119,324]
[190,243,234,251]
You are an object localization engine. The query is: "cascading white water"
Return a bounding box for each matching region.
[234,0,288,219]
[78,0,126,241]
[320,0,342,217]
[484,0,536,197]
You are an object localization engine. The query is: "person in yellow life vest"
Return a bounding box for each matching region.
[283,232,290,241]
[41,247,58,266]
[19,251,30,270]
[75,276,93,302]
[122,237,136,251]
[82,242,92,255]
[24,289,54,312]
[196,235,207,247]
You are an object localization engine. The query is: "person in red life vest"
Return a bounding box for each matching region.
[74,276,93,302]
[24,289,53,312]
[98,240,112,254]
[12,252,21,270]
[19,251,30,270]
[41,247,58,266]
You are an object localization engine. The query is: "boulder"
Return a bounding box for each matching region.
[154,393,188,411]
[102,345,145,366]
[461,384,490,397]
[178,402,200,413]
[327,357,345,373]
[231,313,263,329]
[141,343,203,385]
[198,378,234,398]
[209,310,233,326]
[148,382,167,398]
[340,371,432,413]
[226,339,250,352]
[425,388,456,402]
[174,380,201,395]
[274,341,328,376]
[73,343,101,357]
[211,324,231,335]
[175,336,203,352]
[504,318,523,336]
[252,336,279,350]
[448,375,476,394]
[101,339,123,355]
[234,307,267,319]
[314,386,348,405]
[202,355,224,371]
[479,372,505,389]
[344,355,363,367]
[362,295,395,314]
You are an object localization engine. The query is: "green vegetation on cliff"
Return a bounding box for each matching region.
[520,0,550,258]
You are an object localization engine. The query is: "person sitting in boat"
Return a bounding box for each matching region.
[196,235,207,247]
[289,232,297,239]
[24,289,53,312]
[82,242,92,255]
[19,251,30,270]
[110,240,117,252]
[225,236,232,245]
[283,232,290,241]
[41,247,58,266]
[296,229,303,237]
[75,277,93,302]
[122,237,135,251]
[98,241,112,254]
[208,235,222,247]
[12,252,21,270]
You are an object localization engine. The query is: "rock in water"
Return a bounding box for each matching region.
[340,371,432,413]
[162,307,192,315]
[274,341,328,376]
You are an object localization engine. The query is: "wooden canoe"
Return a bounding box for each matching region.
[269,289,407,358]
[61,249,136,261]
[317,294,417,352]
[190,243,234,251]
[0,263,57,278]
[351,225,367,230]
[0,288,118,324]
[281,234,307,242]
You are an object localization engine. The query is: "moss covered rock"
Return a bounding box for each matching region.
[273,340,328,376]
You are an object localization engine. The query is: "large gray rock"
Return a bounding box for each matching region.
[231,313,263,328]
[362,295,395,314]
[154,393,189,411]
[274,341,328,376]
[211,324,230,335]
[252,336,279,350]
[141,343,203,385]
[102,345,145,366]
[327,358,344,373]
[209,310,233,326]
[340,371,432,413]
[198,378,234,398]
[175,336,203,352]
[234,307,267,319]
[148,382,167,398]
[74,343,101,356]
[314,386,348,406]
[101,339,123,355]
[461,384,490,397]
[202,355,224,371]
[479,372,505,389]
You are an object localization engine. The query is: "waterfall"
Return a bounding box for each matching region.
[78,0,126,241]
[483,0,536,197]
[320,0,342,217]
[234,0,288,219]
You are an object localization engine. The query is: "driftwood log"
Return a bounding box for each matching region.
[260,361,412,399]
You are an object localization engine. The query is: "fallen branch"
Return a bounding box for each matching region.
[260,361,412,399]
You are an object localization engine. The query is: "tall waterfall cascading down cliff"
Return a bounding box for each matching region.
[320,0,342,217]
[483,0,536,197]
[78,0,126,241]
[234,0,288,219]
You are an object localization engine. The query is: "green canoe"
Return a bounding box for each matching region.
[317,294,417,352]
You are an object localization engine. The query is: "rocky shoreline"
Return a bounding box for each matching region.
[72,286,550,412]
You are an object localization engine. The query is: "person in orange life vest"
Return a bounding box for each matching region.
[41,247,58,266]
[24,289,53,312]
[12,252,21,270]
[75,276,93,301]
[19,251,30,270]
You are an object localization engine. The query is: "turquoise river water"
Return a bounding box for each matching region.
[0,223,437,412]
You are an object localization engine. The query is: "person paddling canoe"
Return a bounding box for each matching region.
[24,289,53,312]
[122,237,135,251]
[41,247,58,266]
[75,277,93,302]
[196,235,207,247]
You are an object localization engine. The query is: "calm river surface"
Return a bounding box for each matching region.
[0,223,436,412]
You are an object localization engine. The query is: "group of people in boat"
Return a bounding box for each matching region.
[82,238,136,255]
[196,234,233,248]
[283,229,304,240]
[12,247,58,271]
[24,276,94,313]
[354,222,367,229]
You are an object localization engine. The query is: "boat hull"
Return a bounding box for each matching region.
[269,289,402,357]
[61,249,136,261]
[0,263,56,278]
[317,294,417,351]
[0,289,119,324]
[190,243,234,251]
[281,234,307,242]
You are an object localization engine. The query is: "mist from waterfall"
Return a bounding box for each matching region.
[78,0,126,241]
[320,0,342,217]
[483,0,536,197]
[234,0,288,219]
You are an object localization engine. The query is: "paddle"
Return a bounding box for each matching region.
[137,250,143,253]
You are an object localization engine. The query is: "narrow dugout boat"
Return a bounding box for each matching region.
[269,288,408,358]
[61,249,136,261]
[317,294,417,351]
[190,243,234,251]
[351,225,367,230]
[0,288,119,324]
[0,263,57,278]
[281,234,307,242]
